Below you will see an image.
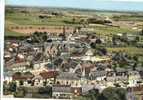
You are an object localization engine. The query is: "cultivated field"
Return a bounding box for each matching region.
[5,6,143,36]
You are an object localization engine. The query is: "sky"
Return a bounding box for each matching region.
[6,0,143,11]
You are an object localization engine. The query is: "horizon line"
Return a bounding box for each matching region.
[6,4,143,13]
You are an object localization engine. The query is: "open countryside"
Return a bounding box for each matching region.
[3,5,143,100]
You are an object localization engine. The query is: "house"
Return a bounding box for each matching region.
[7,62,30,72]
[85,49,94,56]
[139,71,143,80]
[52,85,82,98]
[52,85,72,99]
[106,71,128,82]
[82,84,94,94]
[30,70,58,86]
[23,86,41,98]
[89,71,107,81]
[44,44,58,58]
[4,55,12,62]
[39,70,59,80]
[71,87,82,96]
[33,60,51,70]
[11,43,19,48]
[4,71,13,82]
[81,56,111,62]
[16,54,25,62]
[128,71,141,86]
[80,28,94,33]
[126,34,138,42]
[12,72,34,86]
[56,72,81,87]
[128,85,143,100]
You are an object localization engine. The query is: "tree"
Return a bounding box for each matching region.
[132,62,137,71]
[9,81,17,92]
[43,80,47,86]
[83,87,127,100]
[98,87,127,100]
[3,81,10,95]
[72,17,76,24]
[87,18,105,24]
[96,45,107,56]
[42,32,48,42]
[113,63,118,72]
[39,15,45,19]
[112,35,117,46]
[32,31,40,43]
[19,80,24,86]
[116,88,127,100]
[83,88,100,100]
[140,29,143,35]
[88,88,100,100]
[59,33,66,40]
[29,61,34,69]
[42,35,46,42]
[133,56,138,62]
[96,38,102,44]
[135,36,140,42]
[14,87,26,98]
[24,71,34,76]
[38,86,52,97]
[90,42,96,49]
[14,72,22,76]
[99,48,107,55]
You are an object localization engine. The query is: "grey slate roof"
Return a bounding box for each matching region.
[57,72,80,80]
[52,85,71,93]
[89,71,107,79]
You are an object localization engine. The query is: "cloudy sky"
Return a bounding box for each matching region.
[6,0,143,11]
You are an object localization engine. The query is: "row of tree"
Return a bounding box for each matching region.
[80,87,127,100]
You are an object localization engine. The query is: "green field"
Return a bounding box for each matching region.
[107,47,143,56]
[112,14,143,21]
[90,25,135,35]
[6,12,82,26]
[5,6,142,36]
[5,30,26,36]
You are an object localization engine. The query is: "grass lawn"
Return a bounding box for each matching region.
[107,47,143,56]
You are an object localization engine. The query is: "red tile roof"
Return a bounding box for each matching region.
[12,74,34,80]
[39,71,59,79]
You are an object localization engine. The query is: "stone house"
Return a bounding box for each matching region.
[32,70,59,86]
[89,71,107,81]
[56,72,81,87]
[52,85,72,99]
[52,85,82,99]
[106,71,128,82]
[128,71,141,86]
